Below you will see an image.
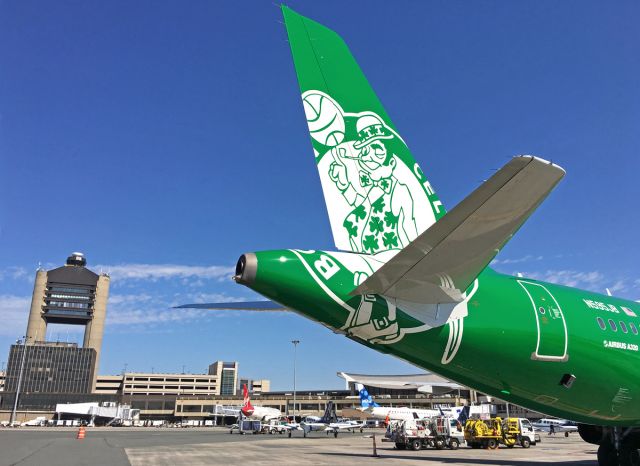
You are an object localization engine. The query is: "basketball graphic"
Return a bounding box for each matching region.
[302,91,345,147]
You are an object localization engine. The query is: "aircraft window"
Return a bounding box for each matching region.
[597,317,606,330]
[630,323,638,335]
[620,321,628,333]
[608,319,617,332]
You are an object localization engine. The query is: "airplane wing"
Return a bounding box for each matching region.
[351,156,565,303]
[220,407,241,416]
[174,301,289,311]
[330,422,364,431]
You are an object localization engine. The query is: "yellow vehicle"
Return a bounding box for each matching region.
[464,417,537,449]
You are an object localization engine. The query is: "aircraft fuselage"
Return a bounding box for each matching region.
[237,248,640,426]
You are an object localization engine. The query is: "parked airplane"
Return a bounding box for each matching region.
[222,384,281,422]
[357,384,440,421]
[357,384,489,423]
[533,418,579,436]
[179,6,640,466]
[300,401,365,438]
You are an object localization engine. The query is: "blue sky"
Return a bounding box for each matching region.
[1,0,638,390]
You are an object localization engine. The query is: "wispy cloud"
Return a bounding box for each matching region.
[0,295,32,336]
[105,291,249,331]
[96,263,234,282]
[523,270,604,290]
[0,263,234,284]
[0,287,249,338]
[0,267,30,282]
[492,255,544,265]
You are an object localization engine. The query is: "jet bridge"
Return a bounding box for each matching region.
[55,401,139,426]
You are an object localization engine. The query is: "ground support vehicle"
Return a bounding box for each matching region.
[430,416,464,450]
[385,416,464,451]
[229,419,262,434]
[464,417,537,449]
[262,419,292,435]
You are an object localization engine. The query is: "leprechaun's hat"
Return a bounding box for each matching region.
[353,114,394,149]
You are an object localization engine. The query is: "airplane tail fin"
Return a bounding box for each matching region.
[356,383,379,409]
[457,406,470,425]
[283,6,445,257]
[240,384,254,415]
[320,401,338,424]
[242,384,249,404]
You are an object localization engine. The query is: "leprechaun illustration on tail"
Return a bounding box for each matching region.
[302,90,443,258]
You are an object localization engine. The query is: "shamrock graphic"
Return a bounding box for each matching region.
[384,211,399,229]
[353,205,367,220]
[382,231,398,249]
[363,235,379,253]
[372,197,385,214]
[369,216,384,234]
[344,219,358,238]
[360,174,371,187]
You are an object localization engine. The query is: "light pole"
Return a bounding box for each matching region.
[10,336,31,425]
[291,340,300,422]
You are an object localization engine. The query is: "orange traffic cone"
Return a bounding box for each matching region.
[76,426,86,440]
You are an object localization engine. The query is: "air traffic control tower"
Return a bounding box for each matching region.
[23,252,110,391]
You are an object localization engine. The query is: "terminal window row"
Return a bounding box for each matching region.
[48,293,91,300]
[126,377,216,382]
[48,286,94,295]
[124,384,216,390]
[596,317,638,335]
[47,301,91,309]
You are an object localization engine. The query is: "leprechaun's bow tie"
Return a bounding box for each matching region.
[359,171,393,193]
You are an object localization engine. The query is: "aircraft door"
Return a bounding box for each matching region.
[518,281,568,362]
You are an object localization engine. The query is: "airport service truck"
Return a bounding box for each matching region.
[229,419,262,435]
[386,416,464,451]
[464,417,537,449]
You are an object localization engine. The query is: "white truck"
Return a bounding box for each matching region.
[386,416,464,451]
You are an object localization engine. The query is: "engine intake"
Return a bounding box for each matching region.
[234,253,257,285]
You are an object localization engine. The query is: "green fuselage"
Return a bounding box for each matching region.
[243,248,640,426]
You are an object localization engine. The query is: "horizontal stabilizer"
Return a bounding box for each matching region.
[174,301,288,311]
[351,156,565,303]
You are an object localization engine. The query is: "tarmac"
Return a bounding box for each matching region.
[0,427,599,466]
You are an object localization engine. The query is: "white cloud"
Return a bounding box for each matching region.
[0,289,248,338]
[96,263,234,283]
[0,266,31,282]
[0,295,32,336]
[492,255,544,265]
[104,292,249,330]
[108,293,154,305]
[0,263,235,286]
[609,280,628,294]
[524,269,609,291]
